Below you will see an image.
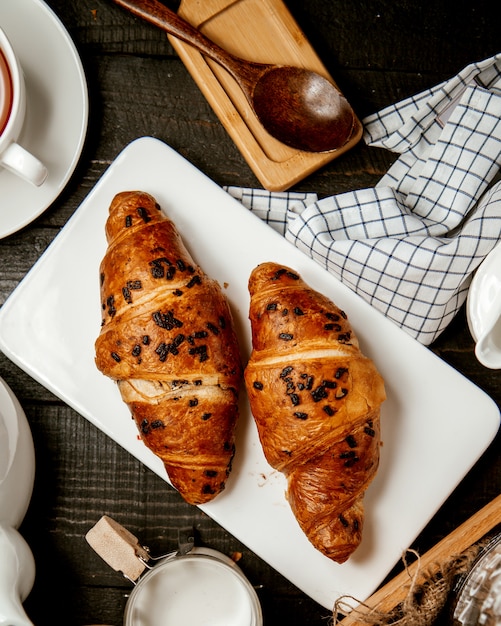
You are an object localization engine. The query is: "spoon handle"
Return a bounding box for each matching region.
[112,0,259,85]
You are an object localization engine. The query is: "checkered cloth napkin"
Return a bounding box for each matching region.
[226,54,501,345]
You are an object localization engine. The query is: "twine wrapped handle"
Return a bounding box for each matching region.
[334,494,501,625]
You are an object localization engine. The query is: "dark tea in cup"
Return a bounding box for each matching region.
[0,27,47,186]
[0,48,13,135]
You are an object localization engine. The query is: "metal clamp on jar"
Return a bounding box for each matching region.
[86,516,263,626]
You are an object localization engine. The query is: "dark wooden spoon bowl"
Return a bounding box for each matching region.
[113,0,356,153]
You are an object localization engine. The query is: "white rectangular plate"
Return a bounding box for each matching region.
[0,137,498,610]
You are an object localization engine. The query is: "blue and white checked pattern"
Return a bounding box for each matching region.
[226,54,501,345]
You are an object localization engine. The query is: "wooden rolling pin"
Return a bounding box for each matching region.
[337,493,501,624]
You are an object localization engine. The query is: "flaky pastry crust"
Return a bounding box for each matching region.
[244,262,385,562]
[95,191,242,505]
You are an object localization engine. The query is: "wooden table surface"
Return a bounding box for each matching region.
[2,1,499,624]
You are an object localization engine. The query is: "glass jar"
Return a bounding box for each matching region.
[86,516,263,626]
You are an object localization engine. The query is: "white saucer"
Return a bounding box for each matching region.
[0,0,88,239]
[466,240,501,342]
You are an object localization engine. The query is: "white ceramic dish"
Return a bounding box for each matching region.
[467,240,501,342]
[0,137,498,610]
[0,0,88,238]
[467,241,501,368]
[0,376,36,626]
[0,376,35,529]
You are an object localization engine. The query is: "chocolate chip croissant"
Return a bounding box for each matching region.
[244,262,385,562]
[95,191,242,505]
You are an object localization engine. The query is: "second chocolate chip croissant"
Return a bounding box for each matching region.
[95,191,242,505]
[244,262,386,563]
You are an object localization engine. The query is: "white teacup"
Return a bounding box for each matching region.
[0,26,47,186]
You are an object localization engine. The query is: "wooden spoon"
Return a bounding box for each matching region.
[112,0,356,153]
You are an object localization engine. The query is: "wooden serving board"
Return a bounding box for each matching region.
[170,0,362,191]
